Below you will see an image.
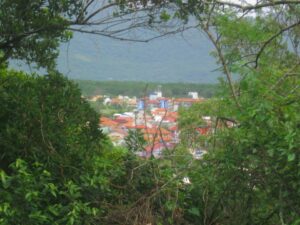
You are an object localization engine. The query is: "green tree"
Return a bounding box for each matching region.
[0,0,76,69]
[173,3,300,224]
[0,69,109,224]
[0,69,104,177]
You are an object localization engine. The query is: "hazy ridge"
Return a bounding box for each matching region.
[58,28,221,83]
[10,28,221,83]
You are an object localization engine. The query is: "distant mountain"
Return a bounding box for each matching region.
[10,28,222,83]
[57,28,221,83]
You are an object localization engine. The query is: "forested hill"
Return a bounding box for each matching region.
[11,27,221,83]
[57,28,221,83]
[75,80,218,98]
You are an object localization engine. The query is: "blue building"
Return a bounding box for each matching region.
[159,100,168,109]
[137,99,145,110]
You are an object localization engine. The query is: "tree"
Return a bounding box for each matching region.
[0,69,106,224]
[0,69,106,177]
[172,2,300,224]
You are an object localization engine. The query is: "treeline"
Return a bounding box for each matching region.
[75,80,218,98]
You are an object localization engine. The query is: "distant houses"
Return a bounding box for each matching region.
[93,89,213,158]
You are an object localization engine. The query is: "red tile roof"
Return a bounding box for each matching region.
[147,100,159,104]
[114,116,133,124]
[168,126,178,131]
[100,117,118,127]
[196,127,210,135]
[145,143,165,152]
[163,116,176,122]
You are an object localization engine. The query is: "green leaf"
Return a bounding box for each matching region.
[188,207,200,216]
[0,170,7,185]
[288,153,296,162]
[267,149,274,157]
[160,10,171,22]
[0,170,11,189]
[25,191,39,201]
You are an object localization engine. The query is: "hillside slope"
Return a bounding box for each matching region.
[58,28,221,83]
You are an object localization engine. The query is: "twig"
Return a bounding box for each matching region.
[254,20,300,68]
[214,0,300,11]
[202,27,241,109]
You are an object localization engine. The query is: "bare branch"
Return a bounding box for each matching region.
[255,20,300,68]
[214,0,300,11]
[82,3,118,24]
[202,27,242,109]
[67,27,149,42]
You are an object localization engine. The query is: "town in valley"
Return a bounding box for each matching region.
[85,88,211,159]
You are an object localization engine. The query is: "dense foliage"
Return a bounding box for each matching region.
[0,70,105,223]
[177,10,300,224]
[0,70,103,173]
[0,0,79,69]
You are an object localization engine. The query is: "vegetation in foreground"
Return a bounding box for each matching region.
[0,69,182,224]
[0,0,300,224]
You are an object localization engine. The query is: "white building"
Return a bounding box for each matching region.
[149,91,162,100]
[188,92,198,99]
